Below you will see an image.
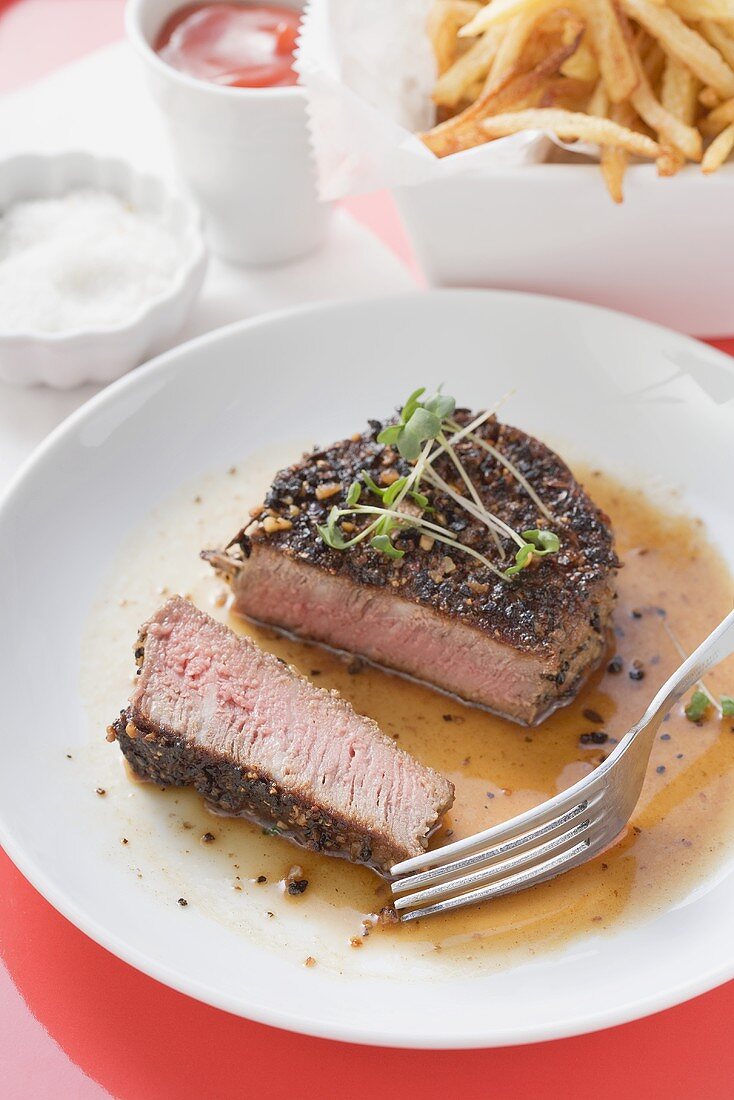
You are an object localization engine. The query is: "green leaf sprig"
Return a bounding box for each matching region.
[684,689,734,722]
[685,690,711,722]
[317,386,560,583]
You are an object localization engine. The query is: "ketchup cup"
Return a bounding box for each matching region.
[126,0,330,266]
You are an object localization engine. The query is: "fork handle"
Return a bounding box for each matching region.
[638,607,734,731]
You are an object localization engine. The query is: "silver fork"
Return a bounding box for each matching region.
[390,609,734,921]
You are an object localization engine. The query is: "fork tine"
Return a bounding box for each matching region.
[391,781,601,878]
[392,799,590,895]
[394,817,592,911]
[397,837,592,922]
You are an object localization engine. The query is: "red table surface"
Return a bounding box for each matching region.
[1,4,734,1098]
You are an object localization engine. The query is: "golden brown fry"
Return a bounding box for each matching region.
[656,57,698,174]
[668,0,734,20]
[434,25,506,107]
[699,86,721,108]
[620,0,734,98]
[428,0,482,76]
[479,107,663,156]
[584,0,639,103]
[630,63,702,160]
[487,6,581,92]
[424,0,732,195]
[539,75,595,109]
[421,33,583,155]
[561,36,600,81]
[661,56,699,122]
[699,20,734,71]
[601,102,637,201]
[460,0,565,38]
[702,120,734,171]
[588,79,609,117]
[701,94,734,133]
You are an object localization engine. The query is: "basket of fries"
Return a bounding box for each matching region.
[298,0,734,336]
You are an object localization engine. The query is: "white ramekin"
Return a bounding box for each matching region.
[125,0,331,267]
[0,150,207,388]
[393,160,734,338]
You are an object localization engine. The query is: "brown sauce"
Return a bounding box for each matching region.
[83,461,734,969]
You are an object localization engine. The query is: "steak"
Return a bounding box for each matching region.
[111,596,454,874]
[206,412,618,725]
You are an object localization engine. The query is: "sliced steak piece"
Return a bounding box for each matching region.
[206,413,618,726]
[111,596,454,874]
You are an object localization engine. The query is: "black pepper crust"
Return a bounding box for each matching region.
[113,709,417,875]
[222,412,618,654]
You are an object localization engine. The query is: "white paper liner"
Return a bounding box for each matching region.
[295,0,601,201]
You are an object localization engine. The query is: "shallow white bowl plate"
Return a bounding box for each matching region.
[0,291,732,1047]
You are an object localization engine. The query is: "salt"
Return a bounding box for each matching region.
[0,188,185,334]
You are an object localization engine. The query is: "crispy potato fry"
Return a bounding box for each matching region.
[620,0,734,98]
[699,86,721,108]
[661,57,699,122]
[424,0,734,195]
[422,34,583,155]
[668,0,734,20]
[700,20,734,71]
[479,107,663,156]
[434,25,506,106]
[428,0,483,75]
[540,75,595,109]
[702,121,734,170]
[487,6,580,91]
[629,49,702,159]
[587,79,610,118]
[561,36,600,81]
[460,0,564,38]
[584,0,639,102]
[702,94,734,133]
[601,102,638,201]
[656,56,698,173]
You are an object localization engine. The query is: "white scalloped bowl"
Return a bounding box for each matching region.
[0,151,207,388]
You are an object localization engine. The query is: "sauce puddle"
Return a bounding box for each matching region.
[81,454,734,972]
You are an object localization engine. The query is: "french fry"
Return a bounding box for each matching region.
[422,34,583,155]
[424,0,734,194]
[487,6,580,92]
[701,120,734,171]
[656,57,699,174]
[629,47,702,159]
[479,107,663,156]
[434,25,506,106]
[428,0,483,75]
[602,102,638,201]
[587,79,627,201]
[699,20,734,71]
[540,75,596,109]
[701,94,734,133]
[584,0,639,102]
[620,0,734,98]
[699,86,721,108]
[460,0,565,38]
[667,0,734,20]
[561,36,600,81]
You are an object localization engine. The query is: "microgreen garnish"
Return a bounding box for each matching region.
[377,387,457,461]
[316,386,560,583]
[685,690,711,722]
[721,695,734,718]
[504,530,561,577]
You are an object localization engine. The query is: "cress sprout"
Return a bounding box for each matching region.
[316,386,561,583]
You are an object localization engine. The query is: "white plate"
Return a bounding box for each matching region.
[0,290,733,1048]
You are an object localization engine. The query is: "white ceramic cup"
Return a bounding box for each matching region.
[125,0,330,266]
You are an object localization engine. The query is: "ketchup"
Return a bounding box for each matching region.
[154,2,300,88]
